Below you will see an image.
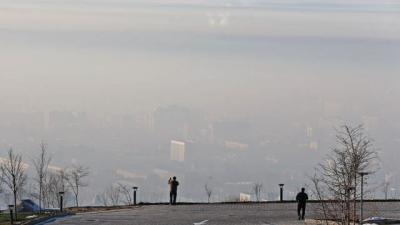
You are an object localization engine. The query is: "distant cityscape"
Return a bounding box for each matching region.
[0,100,399,207]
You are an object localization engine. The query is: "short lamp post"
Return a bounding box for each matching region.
[346,187,355,225]
[279,184,284,202]
[133,187,138,205]
[59,191,65,213]
[8,205,14,225]
[358,172,369,225]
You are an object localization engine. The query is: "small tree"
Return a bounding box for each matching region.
[106,184,121,206]
[253,181,263,202]
[99,192,109,206]
[66,165,89,207]
[118,183,133,205]
[32,141,52,213]
[0,148,28,220]
[308,125,379,224]
[382,174,391,200]
[40,169,72,208]
[204,183,213,203]
[391,189,400,199]
[53,168,71,208]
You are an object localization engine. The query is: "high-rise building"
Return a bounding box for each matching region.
[170,140,186,162]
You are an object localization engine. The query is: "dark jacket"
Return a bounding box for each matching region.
[168,180,179,192]
[296,192,308,205]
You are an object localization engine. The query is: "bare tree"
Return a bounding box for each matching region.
[118,183,133,205]
[204,183,213,203]
[56,168,69,193]
[66,165,89,207]
[34,168,71,209]
[99,192,109,206]
[40,169,72,208]
[390,188,400,200]
[53,168,71,208]
[0,148,28,220]
[308,125,380,224]
[381,174,391,200]
[42,172,56,208]
[253,181,263,202]
[106,184,121,206]
[31,141,52,213]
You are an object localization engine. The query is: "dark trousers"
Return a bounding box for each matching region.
[170,191,177,204]
[297,203,306,218]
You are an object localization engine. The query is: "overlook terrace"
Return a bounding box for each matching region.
[37,200,400,225]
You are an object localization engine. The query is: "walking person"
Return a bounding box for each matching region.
[296,188,309,220]
[168,176,179,205]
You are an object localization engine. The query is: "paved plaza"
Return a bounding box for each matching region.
[42,202,400,225]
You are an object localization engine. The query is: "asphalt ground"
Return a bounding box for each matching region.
[41,202,400,225]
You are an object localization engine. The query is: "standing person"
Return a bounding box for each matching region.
[296,188,309,220]
[168,176,179,205]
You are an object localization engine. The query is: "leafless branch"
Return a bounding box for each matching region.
[31,141,52,213]
[106,184,121,206]
[0,148,28,221]
[204,183,213,203]
[118,183,133,205]
[66,165,89,207]
[307,125,380,224]
[253,181,263,202]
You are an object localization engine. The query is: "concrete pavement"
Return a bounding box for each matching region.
[42,202,400,225]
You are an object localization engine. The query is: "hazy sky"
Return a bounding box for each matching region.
[1,0,399,116]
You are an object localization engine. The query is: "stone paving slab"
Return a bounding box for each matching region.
[43,202,400,225]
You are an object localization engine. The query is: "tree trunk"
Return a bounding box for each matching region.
[354,175,357,225]
[39,185,42,214]
[14,191,17,221]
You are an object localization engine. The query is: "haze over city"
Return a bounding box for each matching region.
[0,0,399,207]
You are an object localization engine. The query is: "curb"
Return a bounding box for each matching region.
[23,213,75,225]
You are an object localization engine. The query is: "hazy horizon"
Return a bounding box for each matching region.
[0,0,399,206]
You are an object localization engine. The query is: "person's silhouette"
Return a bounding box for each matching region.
[296,188,308,220]
[168,176,179,205]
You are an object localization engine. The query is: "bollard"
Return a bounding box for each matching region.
[59,192,65,213]
[133,187,138,205]
[8,205,14,225]
[60,191,64,212]
[279,184,284,202]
